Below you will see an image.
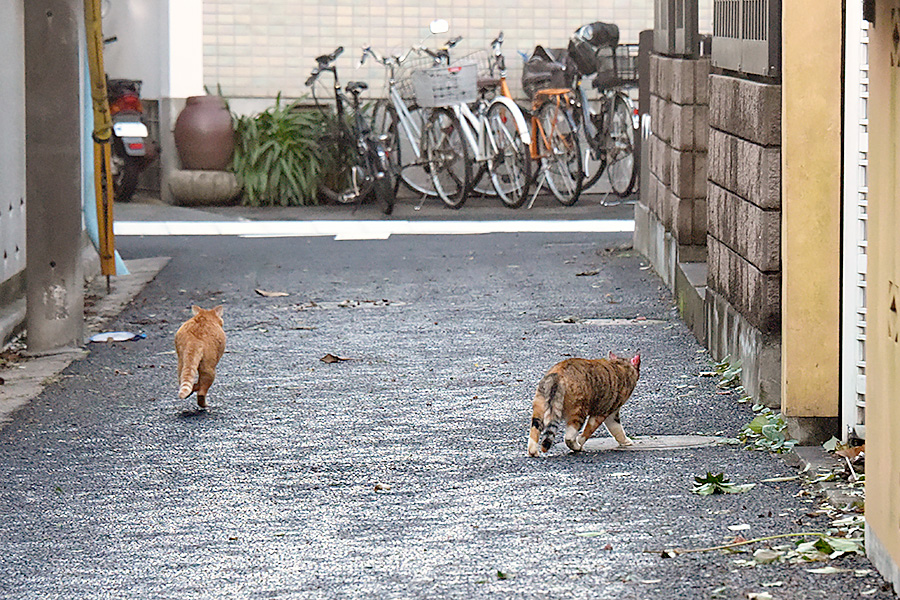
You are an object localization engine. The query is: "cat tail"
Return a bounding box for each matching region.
[537,372,565,452]
[178,346,201,399]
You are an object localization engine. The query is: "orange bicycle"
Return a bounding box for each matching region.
[527,88,584,206]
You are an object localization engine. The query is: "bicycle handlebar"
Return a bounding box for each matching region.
[307,46,345,86]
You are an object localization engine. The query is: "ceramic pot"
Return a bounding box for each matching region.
[173,96,234,170]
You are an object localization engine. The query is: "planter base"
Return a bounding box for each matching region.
[168,170,241,206]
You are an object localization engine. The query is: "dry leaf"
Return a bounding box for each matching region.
[835,444,865,460]
[320,353,350,363]
[576,269,600,277]
[255,289,289,297]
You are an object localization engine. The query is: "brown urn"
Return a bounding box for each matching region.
[173,95,235,170]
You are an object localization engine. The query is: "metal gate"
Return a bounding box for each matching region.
[711,0,781,77]
[841,0,869,442]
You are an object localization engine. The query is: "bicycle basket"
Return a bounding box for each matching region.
[521,46,575,100]
[412,62,477,107]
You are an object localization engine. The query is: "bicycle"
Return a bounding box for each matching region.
[526,87,584,206]
[415,34,532,209]
[567,22,639,198]
[306,46,396,214]
[462,32,533,208]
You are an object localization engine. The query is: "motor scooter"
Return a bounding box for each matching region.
[106,76,158,202]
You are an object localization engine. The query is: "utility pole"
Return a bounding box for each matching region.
[24,0,84,354]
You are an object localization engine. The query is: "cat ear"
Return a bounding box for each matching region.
[191,305,201,316]
[608,351,618,360]
[213,305,224,317]
[631,354,641,368]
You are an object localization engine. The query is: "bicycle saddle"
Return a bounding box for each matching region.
[346,81,368,94]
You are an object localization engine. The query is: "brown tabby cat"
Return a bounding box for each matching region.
[175,305,226,408]
[527,352,641,456]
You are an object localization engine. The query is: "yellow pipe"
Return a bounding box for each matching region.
[84,0,116,277]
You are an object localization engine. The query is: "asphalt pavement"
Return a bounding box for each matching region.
[0,191,894,599]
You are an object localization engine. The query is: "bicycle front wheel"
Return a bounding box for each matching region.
[538,101,583,206]
[606,94,638,197]
[486,101,532,209]
[422,107,470,209]
[370,141,396,215]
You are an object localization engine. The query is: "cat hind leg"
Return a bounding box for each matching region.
[195,370,215,409]
[528,392,556,456]
[572,415,604,451]
[604,410,632,446]
[564,416,588,452]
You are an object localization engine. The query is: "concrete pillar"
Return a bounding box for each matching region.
[780,0,842,419]
[24,0,84,353]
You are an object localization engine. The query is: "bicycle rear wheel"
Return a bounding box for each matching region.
[422,107,470,209]
[606,94,638,197]
[576,97,607,190]
[537,101,583,206]
[486,101,531,209]
[318,123,373,204]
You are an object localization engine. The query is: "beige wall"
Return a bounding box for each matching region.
[780,1,842,418]
[866,0,900,583]
[201,0,712,101]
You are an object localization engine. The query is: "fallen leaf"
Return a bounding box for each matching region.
[602,543,613,551]
[835,444,865,460]
[575,269,600,277]
[374,483,391,491]
[807,566,850,574]
[575,531,607,538]
[747,593,773,600]
[320,353,351,363]
[752,548,780,564]
[254,289,289,297]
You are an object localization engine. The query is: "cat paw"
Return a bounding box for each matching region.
[565,437,583,452]
[617,436,634,447]
[527,439,542,457]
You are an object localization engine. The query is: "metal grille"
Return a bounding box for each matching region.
[657,0,700,57]
[841,2,869,442]
[712,0,781,77]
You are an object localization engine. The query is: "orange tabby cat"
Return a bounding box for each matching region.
[527,352,640,456]
[175,305,226,408]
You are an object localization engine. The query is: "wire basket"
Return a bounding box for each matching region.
[412,62,477,107]
[617,44,639,86]
[394,55,435,102]
[455,49,494,80]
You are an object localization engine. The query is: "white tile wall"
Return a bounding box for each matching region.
[203,0,696,101]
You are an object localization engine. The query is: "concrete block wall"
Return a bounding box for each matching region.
[706,75,782,335]
[646,54,710,257]
[705,73,782,406]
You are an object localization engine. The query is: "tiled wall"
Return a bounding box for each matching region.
[203,0,712,101]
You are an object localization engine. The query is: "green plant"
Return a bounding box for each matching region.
[231,94,330,206]
[692,472,755,495]
[739,404,797,453]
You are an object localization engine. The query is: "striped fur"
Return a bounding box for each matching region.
[175,305,226,408]
[527,352,640,456]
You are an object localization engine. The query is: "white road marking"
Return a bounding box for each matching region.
[113,220,635,240]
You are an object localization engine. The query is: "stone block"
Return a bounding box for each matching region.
[708,183,781,272]
[707,236,781,334]
[708,128,781,210]
[673,196,696,245]
[649,54,660,97]
[709,74,781,147]
[694,58,711,105]
[692,197,708,246]
[648,134,671,188]
[672,103,710,152]
[671,57,697,105]
[168,169,241,205]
